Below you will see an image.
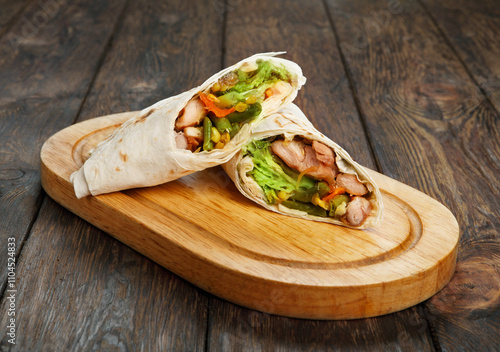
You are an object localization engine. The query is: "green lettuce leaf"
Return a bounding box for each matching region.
[230,60,290,94]
[216,60,292,107]
[244,139,315,204]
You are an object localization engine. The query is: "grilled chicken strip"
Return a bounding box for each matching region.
[175,98,206,130]
[336,173,368,196]
[312,140,335,166]
[345,196,372,226]
[271,139,338,185]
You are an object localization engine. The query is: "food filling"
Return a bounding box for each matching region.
[242,137,373,227]
[175,60,295,152]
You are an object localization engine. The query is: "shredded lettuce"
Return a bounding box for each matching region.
[216,60,292,107]
[230,60,291,94]
[244,139,315,204]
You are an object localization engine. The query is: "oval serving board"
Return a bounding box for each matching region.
[40,112,459,320]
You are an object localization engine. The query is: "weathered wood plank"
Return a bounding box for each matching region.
[224,0,375,168]
[1,0,223,350]
[77,0,223,119]
[421,0,500,113]
[327,0,500,351]
[208,0,434,350]
[1,197,208,350]
[208,301,434,352]
[0,0,127,294]
[418,2,500,350]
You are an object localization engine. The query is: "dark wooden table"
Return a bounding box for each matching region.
[1,0,499,350]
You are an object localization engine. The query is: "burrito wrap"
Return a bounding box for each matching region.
[71,52,306,198]
[223,104,383,229]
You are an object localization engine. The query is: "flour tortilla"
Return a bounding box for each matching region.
[71,52,306,198]
[222,104,383,229]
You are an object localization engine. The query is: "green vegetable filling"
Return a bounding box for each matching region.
[215,60,292,105]
[230,60,291,94]
[198,60,292,152]
[244,139,328,217]
[226,103,262,124]
[244,138,355,219]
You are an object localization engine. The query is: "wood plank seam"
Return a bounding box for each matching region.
[0,194,42,300]
[321,0,383,173]
[422,304,444,352]
[204,298,213,352]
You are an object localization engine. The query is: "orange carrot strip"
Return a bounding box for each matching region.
[199,92,236,118]
[322,187,346,202]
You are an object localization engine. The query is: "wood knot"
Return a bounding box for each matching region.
[0,168,25,181]
[402,81,463,120]
[416,83,459,102]
[428,256,500,316]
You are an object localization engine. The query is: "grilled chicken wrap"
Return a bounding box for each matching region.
[71,52,306,198]
[223,104,383,229]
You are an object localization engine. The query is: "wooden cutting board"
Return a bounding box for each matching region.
[40,111,459,320]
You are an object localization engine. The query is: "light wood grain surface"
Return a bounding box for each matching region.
[40,111,459,320]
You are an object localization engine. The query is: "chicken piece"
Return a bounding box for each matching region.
[184,127,203,151]
[336,173,368,196]
[344,196,372,226]
[271,140,305,168]
[175,98,206,130]
[271,140,338,185]
[175,132,188,149]
[312,140,335,166]
[303,146,338,185]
